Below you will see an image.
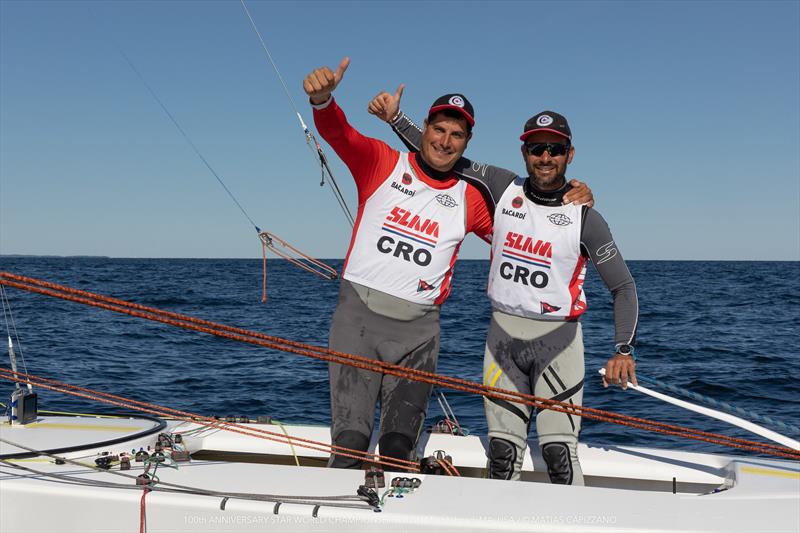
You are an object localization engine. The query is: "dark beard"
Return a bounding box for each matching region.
[529,165,566,190]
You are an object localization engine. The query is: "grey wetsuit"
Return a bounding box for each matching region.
[389,113,639,483]
[484,313,585,483]
[327,279,440,469]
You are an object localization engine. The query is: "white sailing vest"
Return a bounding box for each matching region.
[343,153,468,305]
[487,178,587,319]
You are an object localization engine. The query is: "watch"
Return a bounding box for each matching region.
[615,344,635,357]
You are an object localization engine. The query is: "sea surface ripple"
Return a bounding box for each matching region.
[1,257,798,456]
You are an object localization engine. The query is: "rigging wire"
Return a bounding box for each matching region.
[0,439,374,510]
[0,459,372,510]
[0,370,420,471]
[0,286,31,392]
[434,388,466,435]
[238,0,355,228]
[116,48,261,234]
[111,43,338,290]
[260,232,338,280]
[260,231,338,302]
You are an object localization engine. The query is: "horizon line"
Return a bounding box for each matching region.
[2,254,798,262]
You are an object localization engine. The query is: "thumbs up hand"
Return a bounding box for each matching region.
[303,57,350,105]
[368,84,405,123]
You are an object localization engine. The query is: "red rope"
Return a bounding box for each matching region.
[258,231,337,302]
[1,272,798,461]
[260,231,337,280]
[140,487,149,533]
[262,238,268,303]
[2,273,797,459]
[0,368,420,471]
[0,272,740,443]
[436,457,460,477]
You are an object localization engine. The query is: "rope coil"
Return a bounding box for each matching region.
[239,0,355,228]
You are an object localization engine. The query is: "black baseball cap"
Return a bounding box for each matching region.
[520,111,571,142]
[428,93,475,128]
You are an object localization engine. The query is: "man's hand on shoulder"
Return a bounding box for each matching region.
[563,179,594,208]
[303,57,350,105]
[367,84,405,123]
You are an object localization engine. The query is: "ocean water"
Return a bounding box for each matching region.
[1,257,798,456]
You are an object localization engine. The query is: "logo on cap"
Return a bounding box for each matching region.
[536,115,554,127]
[448,95,465,108]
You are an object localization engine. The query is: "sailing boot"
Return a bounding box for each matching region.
[328,430,370,469]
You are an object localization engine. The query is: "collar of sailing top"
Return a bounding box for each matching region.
[412,152,460,184]
[523,179,573,206]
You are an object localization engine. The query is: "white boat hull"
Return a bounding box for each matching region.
[2,415,798,532]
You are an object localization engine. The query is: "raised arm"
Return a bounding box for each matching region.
[304,58,398,203]
[580,208,639,389]
[368,88,594,207]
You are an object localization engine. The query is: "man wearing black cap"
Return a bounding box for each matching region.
[302,58,496,469]
[372,95,638,485]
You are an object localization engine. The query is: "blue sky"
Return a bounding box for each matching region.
[1,0,798,260]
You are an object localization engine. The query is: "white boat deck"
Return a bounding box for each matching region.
[2,416,798,532]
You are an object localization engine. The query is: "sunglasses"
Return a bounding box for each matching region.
[524,142,570,157]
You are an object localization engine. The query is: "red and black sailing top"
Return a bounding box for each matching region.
[313,98,493,305]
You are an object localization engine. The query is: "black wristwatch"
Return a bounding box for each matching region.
[615,344,635,357]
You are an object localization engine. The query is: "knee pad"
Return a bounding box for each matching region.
[541,442,574,485]
[328,430,370,469]
[488,437,517,480]
[378,432,414,465]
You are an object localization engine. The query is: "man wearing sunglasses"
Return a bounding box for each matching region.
[371,95,638,486]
